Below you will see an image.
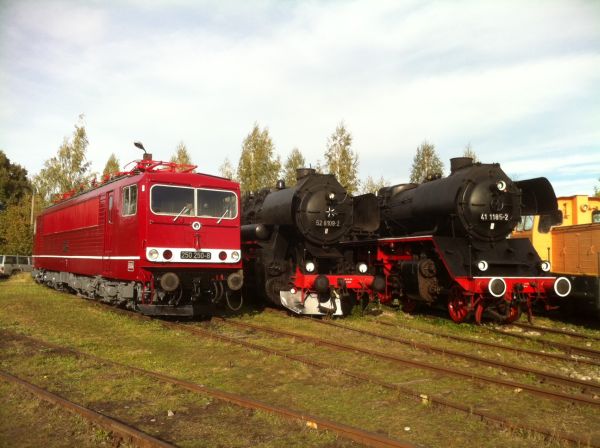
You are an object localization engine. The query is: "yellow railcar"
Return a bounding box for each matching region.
[512,195,600,317]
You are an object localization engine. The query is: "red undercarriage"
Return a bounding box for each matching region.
[288,268,377,301]
[374,236,560,324]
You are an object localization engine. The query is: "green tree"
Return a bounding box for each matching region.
[102,153,120,177]
[594,178,600,197]
[325,122,359,194]
[283,148,306,187]
[409,141,444,183]
[0,150,30,208]
[237,123,281,192]
[33,115,93,205]
[463,143,479,163]
[361,175,387,194]
[0,193,39,254]
[219,158,236,180]
[170,141,193,166]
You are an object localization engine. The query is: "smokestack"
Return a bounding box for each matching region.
[450,157,473,174]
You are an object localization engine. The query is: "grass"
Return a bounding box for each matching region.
[0,381,133,448]
[1,274,598,447]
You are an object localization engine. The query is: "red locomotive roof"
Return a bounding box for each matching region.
[47,158,238,209]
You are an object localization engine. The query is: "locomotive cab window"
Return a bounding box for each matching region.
[151,185,194,216]
[197,189,238,220]
[515,215,534,232]
[122,185,138,216]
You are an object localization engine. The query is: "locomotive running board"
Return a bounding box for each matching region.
[280,291,344,316]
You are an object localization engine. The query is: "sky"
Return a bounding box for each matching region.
[1,0,599,196]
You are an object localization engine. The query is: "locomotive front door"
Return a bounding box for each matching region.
[103,191,114,276]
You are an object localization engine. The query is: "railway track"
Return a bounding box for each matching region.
[101,307,600,446]
[216,318,600,407]
[372,320,600,367]
[489,327,600,360]
[416,313,600,360]
[181,320,599,447]
[297,317,600,395]
[1,330,415,448]
[510,322,600,342]
[32,302,600,446]
[0,369,175,448]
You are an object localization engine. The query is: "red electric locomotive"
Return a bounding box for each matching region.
[33,143,243,316]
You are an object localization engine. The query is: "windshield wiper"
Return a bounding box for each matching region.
[173,206,190,222]
[217,209,230,224]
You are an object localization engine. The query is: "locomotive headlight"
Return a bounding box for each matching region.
[496,180,507,191]
[476,260,489,272]
[357,262,368,274]
[540,260,551,272]
[305,261,316,273]
[328,192,335,200]
[148,249,159,261]
[231,251,240,261]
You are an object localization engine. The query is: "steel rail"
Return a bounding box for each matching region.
[0,331,414,448]
[45,304,600,446]
[0,370,175,448]
[301,317,600,395]
[510,322,600,342]
[91,307,600,446]
[171,322,600,447]
[372,320,600,367]
[415,313,600,359]
[488,328,600,360]
[4,328,597,448]
[217,318,600,407]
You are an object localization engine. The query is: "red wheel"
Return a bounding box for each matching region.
[447,286,469,323]
[474,303,484,324]
[505,305,521,323]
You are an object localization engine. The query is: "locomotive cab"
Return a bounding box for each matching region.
[140,174,243,314]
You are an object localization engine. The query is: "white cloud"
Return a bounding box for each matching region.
[0,0,599,197]
[8,0,108,45]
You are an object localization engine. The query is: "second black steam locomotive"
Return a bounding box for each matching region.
[348,157,572,323]
[241,168,384,315]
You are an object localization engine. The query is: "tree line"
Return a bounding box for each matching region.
[2,114,525,255]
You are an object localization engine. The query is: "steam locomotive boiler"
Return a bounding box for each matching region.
[352,157,572,323]
[242,169,384,315]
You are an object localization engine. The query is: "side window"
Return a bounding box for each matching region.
[17,256,27,264]
[593,211,600,224]
[515,216,534,232]
[6,256,16,264]
[108,194,114,224]
[122,185,138,216]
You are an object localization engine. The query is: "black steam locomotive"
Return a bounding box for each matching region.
[351,157,571,323]
[241,169,383,315]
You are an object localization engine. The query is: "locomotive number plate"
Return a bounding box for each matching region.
[480,213,509,221]
[315,219,341,227]
[180,251,212,260]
